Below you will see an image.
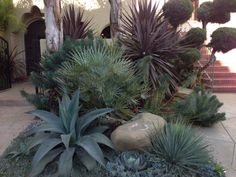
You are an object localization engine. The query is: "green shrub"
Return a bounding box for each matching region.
[20,90,49,110]
[0,0,25,31]
[9,90,114,177]
[57,39,147,118]
[143,74,171,115]
[197,2,230,28]
[150,123,210,176]
[22,34,100,111]
[163,0,193,28]
[209,27,236,53]
[180,48,201,66]
[214,0,236,12]
[179,28,207,48]
[172,87,226,126]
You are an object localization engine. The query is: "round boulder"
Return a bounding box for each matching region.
[111,112,166,151]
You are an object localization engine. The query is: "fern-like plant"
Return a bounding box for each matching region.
[150,123,210,176]
[172,87,226,126]
[57,39,147,118]
[10,90,114,177]
[63,4,91,39]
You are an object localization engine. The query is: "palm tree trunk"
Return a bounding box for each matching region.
[109,0,121,39]
[44,0,63,53]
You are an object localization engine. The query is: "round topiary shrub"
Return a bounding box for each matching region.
[214,0,236,12]
[197,1,231,28]
[180,48,201,66]
[163,0,193,28]
[180,28,207,48]
[209,27,236,53]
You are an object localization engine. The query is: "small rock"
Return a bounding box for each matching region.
[111,112,166,151]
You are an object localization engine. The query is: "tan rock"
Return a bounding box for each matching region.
[111,112,166,151]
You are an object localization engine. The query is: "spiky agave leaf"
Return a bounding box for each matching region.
[10,90,114,177]
[150,123,210,176]
[119,0,186,91]
[63,4,92,39]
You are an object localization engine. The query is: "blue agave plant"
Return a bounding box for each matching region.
[12,89,114,177]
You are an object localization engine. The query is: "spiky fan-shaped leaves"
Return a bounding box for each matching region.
[119,0,185,91]
[150,123,210,176]
[63,4,91,39]
[57,38,147,118]
[17,90,114,177]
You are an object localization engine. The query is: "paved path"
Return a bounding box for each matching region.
[0,82,35,154]
[0,83,236,177]
[195,93,236,177]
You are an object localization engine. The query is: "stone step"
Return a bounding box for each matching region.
[203,78,236,85]
[205,84,236,93]
[194,60,222,68]
[206,66,230,72]
[0,100,31,106]
[212,86,236,93]
[203,72,236,78]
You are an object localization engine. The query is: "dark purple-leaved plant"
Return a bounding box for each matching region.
[63,4,91,39]
[119,0,186,91]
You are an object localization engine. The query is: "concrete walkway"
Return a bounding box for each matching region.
[195,93,236,177]
[0,82,35,154]
[0,82,236,176]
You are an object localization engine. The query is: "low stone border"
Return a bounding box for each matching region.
[0,100,31,106]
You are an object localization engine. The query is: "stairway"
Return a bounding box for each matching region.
[200,56,236,93]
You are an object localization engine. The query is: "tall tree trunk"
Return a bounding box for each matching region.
[44,0,63,53]
[109,0,121,39]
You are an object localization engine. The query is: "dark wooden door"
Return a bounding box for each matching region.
[25,20,45,75]
[0,36,10,90]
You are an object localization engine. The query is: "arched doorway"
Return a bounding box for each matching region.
[101,25,111,38]
[24,20,45,75]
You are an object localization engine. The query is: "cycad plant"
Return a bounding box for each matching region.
[11,90,114,177]
[172,87,226,126]
[119,0,186,91]
[63,4,91,39]
[57,39,147,118]
[150,123,210,176]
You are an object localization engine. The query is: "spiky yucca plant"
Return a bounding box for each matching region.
[172,87,226,126]
[150,123,210,176]
[57,39,147,119]
[10,90,114,177]
[119,0,185,91]
[63,4,91,39]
